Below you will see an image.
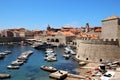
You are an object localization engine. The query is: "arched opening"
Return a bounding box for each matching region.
[55,39,59,42]
[86,58,88,60]
[47,38,50,42]
[51,39,54,42]
[100,59,102,62]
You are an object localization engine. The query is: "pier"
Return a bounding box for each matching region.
[7,50,33,69]
[67,73,85,79]
[49,70,68,79]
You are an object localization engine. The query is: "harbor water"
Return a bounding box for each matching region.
[0,44,79,80]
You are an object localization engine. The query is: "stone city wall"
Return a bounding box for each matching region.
[77,38,118,45]
[76,39,120,62]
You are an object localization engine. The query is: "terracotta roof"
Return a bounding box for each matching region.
[76,32,99,39]
[103,15,119,21]
[95,28,101,32]
[94,27,101,32]
[46,31,57,35]
[61,31,75,36]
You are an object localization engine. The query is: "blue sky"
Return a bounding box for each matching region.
[0,0,120,30]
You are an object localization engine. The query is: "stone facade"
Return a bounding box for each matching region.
[76,38,120,62]
[76,15,120,62]
[101,16,120,41]
[39,31,75,46]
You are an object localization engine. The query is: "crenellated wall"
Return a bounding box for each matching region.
[76,39,120,62]
[77,38,119,45]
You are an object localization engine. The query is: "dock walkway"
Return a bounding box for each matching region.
[49,70,68,79]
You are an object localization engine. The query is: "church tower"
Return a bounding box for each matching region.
[85,23,89,33]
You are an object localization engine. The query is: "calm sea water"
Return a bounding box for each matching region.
[0,44,79,80]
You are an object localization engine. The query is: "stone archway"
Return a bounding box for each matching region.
[47,38,50,42]
[51,38,54,42]
[55,39,59,43]
[100,59,102,62]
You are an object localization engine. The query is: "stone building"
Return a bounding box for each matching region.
[101,15,120,41]
[0,30,14,37]
[19,30,34,39]
[76,15,120,62]
[38,30,76,46]
[13,31,20,37]
[0,28,34,43]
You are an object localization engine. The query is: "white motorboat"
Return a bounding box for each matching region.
[63,54,71,59]
[40,65,57,72]
[7,65,20,69]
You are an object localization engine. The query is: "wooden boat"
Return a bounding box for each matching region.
[40,65,57,72]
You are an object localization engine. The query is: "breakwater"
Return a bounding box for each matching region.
[0,37,25,43]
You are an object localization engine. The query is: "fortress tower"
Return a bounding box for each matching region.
[76,15,120,62]
[101,15,120,41]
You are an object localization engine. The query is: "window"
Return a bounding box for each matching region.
[100,59,102,62]
[86,58,88,60]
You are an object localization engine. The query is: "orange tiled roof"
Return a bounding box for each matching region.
[94,27,101,32]
[61,31,75,36]
[46,31,57,35]
[76,33,99,39]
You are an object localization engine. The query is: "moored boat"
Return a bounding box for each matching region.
[0,74,11,79]
[44,56,57,62]
[4,50,11,54]
[63,54,71,59]
[34,42,55,50]
[64,46,76,55]
[11,59,24,66]
[40,65,57,72]
[0,54,5,59]
[45,48,54,53]
[79,61,87,66]
[7,65,20,69]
